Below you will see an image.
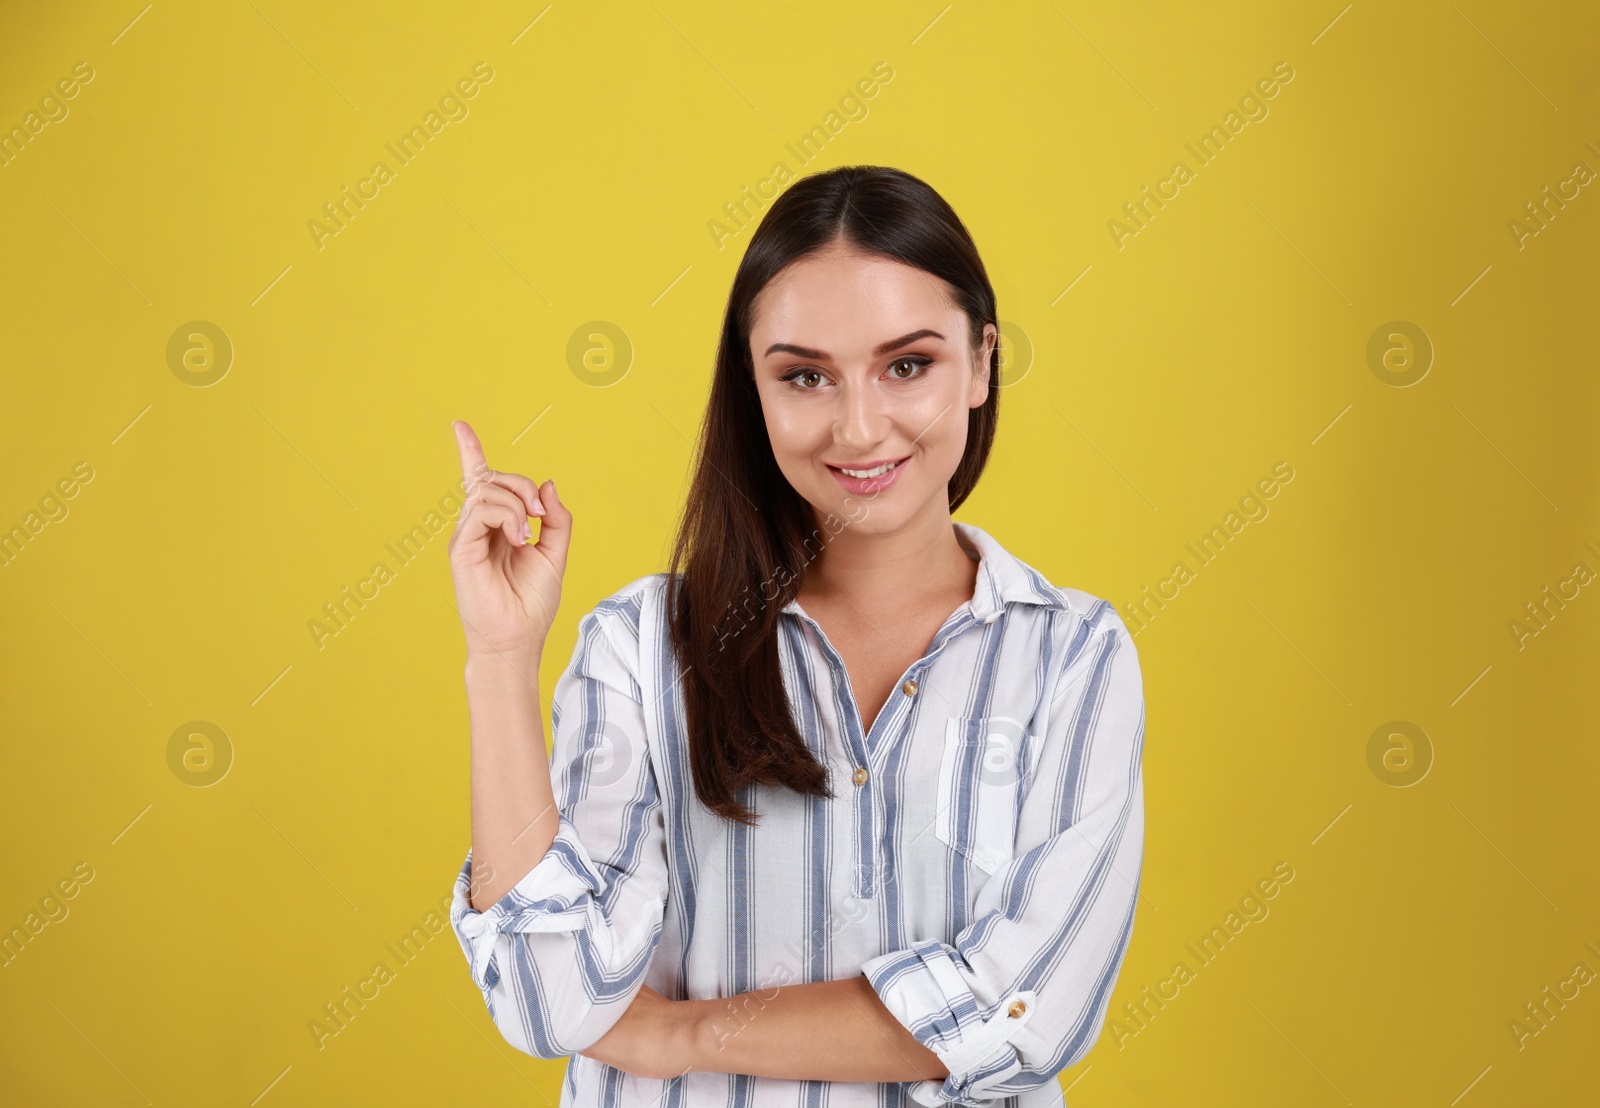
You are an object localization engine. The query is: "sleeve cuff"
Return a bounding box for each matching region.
[861,940,1039,1107]
[450,814,610,991]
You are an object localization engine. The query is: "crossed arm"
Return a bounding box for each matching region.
[579,974,949,1083]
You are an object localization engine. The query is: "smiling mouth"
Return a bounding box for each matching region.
[827,457,909,479]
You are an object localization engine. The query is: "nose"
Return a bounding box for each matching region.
[831,375,889,453]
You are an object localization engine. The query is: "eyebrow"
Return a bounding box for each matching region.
[762,328,945,361]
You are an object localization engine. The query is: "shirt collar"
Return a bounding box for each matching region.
[780,521,1069,623]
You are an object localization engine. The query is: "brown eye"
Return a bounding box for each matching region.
[887,356,932,379]
[782,368,826,389]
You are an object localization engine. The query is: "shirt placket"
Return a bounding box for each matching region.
[795,606,986,899]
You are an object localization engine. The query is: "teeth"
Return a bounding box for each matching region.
[840,460,898,478]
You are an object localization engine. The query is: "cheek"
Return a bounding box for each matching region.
[901,380,969,454]
[762,399,812,453]
[760,396,829,478]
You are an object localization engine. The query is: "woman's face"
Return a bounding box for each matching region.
[748,242,996,536]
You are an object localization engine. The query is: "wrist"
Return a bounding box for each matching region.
[463,645,543,682]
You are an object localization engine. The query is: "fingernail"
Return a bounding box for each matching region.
[522,520,531,541]
[530,502,545,516]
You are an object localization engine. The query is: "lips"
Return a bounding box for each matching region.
[826,455,910,496]
[828,458,898,474]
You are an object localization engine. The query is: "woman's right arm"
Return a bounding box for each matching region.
[445,420,672,1060]
[463,650,558,909]
[446,420,572,910]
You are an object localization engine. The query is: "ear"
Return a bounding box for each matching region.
[969,322,998,407]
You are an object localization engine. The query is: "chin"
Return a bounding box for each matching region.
[823,489,915,530]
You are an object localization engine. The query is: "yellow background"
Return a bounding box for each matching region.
[2,1,1597,1104]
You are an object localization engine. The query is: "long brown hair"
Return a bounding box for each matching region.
[665,164,1002,825]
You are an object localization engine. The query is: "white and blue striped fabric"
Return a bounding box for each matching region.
[450,521,1146,1107]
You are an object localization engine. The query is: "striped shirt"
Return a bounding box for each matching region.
[450,521,1146,1107]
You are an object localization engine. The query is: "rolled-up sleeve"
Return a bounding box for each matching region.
[861,610,1146,1106]
[449,604,670,1059]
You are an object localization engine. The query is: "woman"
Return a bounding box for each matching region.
[446,165,1146,1107]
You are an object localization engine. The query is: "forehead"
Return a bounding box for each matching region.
[750,248,958,351]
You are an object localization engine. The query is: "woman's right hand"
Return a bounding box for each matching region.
[447,420,571,661]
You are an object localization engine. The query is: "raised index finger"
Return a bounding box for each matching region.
[453,420,490,486]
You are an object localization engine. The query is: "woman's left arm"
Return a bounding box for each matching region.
[580,975,947,1083]
[692,974,949,1081]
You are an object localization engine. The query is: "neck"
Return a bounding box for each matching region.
[799,509,978,616]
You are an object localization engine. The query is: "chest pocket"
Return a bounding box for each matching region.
[933,714,1035,875]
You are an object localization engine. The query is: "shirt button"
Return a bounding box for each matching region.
[1008,999,1028,1018]
[902,679,918,696]
[852,767,869,786]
